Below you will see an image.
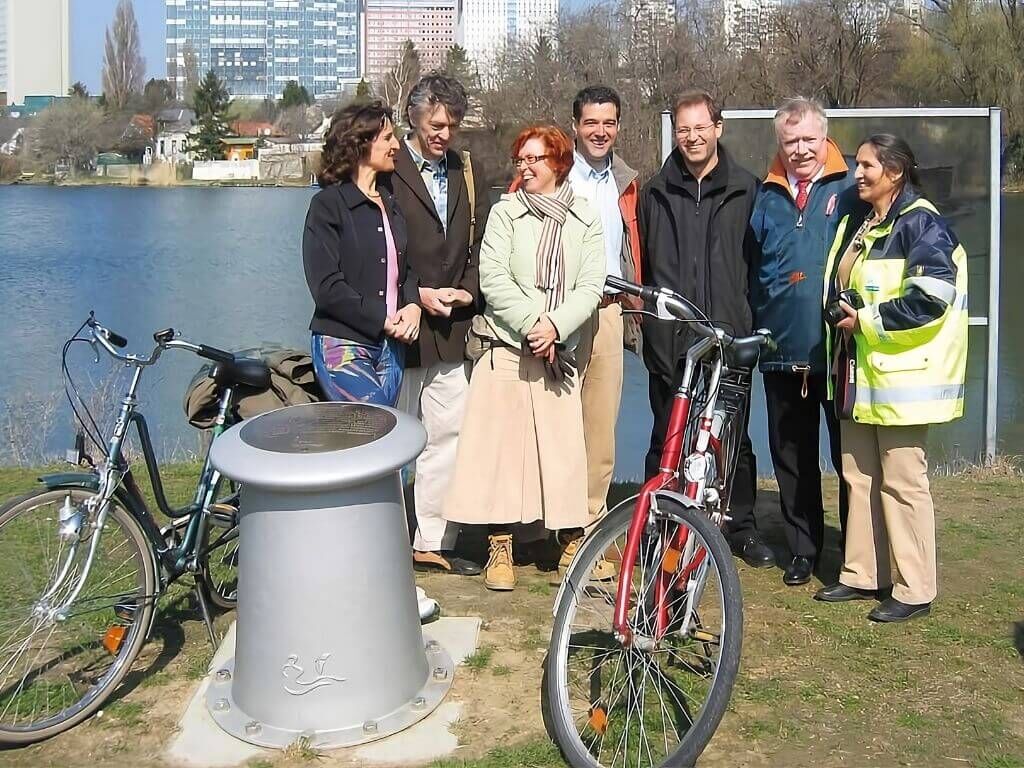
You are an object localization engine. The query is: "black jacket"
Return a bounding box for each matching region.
[639,144,760,378]
[387,144,491,367]
[302,181,419,345]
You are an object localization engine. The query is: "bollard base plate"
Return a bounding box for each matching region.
[204,637,455,750]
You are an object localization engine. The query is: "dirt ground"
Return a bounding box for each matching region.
[0,467,1022,768]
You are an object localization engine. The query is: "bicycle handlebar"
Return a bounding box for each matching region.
[84,314,235,367]
[605,276,777,353]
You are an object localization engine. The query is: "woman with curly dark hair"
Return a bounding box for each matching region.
[303,100,422,405]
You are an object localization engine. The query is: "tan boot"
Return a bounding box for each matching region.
[484,534,516,591]
[555,536,618,584]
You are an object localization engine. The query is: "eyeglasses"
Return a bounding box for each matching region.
[511,154,550,169]
[674,123,718,139]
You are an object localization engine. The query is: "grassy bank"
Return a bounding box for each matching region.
[0,465,1021,768]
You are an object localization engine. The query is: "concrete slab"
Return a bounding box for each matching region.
[165,622,268,767]
[165,616,481,768]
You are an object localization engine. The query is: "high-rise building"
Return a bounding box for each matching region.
[723,0,780,51]
[165,0,361,100]
[364,0,460,84]
[0,0,70,106]
[460,0,558,70]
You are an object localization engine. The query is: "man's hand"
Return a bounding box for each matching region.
[527,314,559,356]
[419,287,452,317]
[437,287,474,308]
[385,303,422,343]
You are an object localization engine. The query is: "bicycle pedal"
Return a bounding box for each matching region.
[207,503,237,524]
[113,602,138,622]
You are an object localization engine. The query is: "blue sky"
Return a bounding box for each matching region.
[71,0,166,93]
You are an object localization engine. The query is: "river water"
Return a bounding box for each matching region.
[0,186,1021,478]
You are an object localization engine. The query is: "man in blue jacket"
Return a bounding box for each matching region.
[750,98,855,586]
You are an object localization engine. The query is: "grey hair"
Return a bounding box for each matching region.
[774,97,828,139]
[405,73,469,128]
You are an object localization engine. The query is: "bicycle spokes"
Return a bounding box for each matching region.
[0,491,151,733]
[557,511,730,767]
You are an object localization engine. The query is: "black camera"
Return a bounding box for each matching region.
[825,289,864,327]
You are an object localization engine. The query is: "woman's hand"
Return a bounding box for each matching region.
[527,314,559,356]
[385,303,421,343]
[836,300,860,337]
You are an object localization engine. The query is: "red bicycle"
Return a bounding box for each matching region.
[545,275,775,768]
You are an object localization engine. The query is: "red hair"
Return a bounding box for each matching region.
[511,125,574,184]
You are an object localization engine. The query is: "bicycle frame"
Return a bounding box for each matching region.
[46,339,237,623]
[612,336,746,645]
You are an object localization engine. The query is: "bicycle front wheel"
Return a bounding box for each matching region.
[0,487,156,745]
[545,495,742,768]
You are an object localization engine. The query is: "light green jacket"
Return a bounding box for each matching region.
[480,193,607,351]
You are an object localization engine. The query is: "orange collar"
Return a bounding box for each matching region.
[764,137,848,190]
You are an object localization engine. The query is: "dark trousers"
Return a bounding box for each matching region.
[763,372,847,559]
[645,370,759,538]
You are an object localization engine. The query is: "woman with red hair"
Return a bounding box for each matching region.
[444,125,606,591]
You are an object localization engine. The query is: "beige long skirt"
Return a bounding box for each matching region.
[443,346,589,531]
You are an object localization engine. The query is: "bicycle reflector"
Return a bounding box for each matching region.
[103,626,126,656]
[588,704,609,735]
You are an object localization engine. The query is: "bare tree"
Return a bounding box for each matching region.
[27,99,106,175]
[380,41,421,120]
[102,0,145,110]
[183,41,201,105]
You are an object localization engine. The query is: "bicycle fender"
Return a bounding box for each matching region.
[650,489,704,512]
[38,472,100,490]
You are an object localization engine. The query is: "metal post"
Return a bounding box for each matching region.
[986,108,1002,462]
[661,110,672,163]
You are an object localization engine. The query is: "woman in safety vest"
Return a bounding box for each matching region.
[814,133,968,623]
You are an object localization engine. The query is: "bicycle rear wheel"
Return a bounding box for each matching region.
[199,498,239,611]
[545,495,742,768]
[0,487,156,745]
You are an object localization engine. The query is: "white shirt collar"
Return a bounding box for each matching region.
[786,164,825,196]
[573,150,611,181]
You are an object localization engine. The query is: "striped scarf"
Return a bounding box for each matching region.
[517,183,575,313]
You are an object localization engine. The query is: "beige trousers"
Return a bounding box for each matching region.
[398,361,470,552]
[577,303,625,526]
[443,346,589,531]
[839,420,937,604]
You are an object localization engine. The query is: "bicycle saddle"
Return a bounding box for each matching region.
[212,357,272,390]
[724,335,763,371]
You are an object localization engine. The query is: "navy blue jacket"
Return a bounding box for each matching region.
[750,140,862,373]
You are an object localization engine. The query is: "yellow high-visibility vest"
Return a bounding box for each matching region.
[824,197,968,426]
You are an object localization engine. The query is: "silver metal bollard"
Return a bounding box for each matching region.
[205,401,453,750]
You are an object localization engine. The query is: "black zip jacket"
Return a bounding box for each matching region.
[303,181,420,345]
[639,144,761,377]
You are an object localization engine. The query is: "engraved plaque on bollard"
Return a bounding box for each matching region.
[206,402,453,750]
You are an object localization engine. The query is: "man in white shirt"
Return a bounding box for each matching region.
[558,86,644,578]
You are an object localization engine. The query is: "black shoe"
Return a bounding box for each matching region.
[813,582,877,602]
[783,556,814,586]
[729,535,775,568]
[868,597,931,623]
[413,550,482,576]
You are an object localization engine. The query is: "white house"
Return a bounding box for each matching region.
[154,108,197,164]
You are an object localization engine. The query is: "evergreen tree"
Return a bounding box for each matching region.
[189,71,231,160]
[355,78,372,100]
[280,80,313,109]
[68,82,90,99]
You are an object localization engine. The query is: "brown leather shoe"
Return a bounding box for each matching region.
[413,550,482,576]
